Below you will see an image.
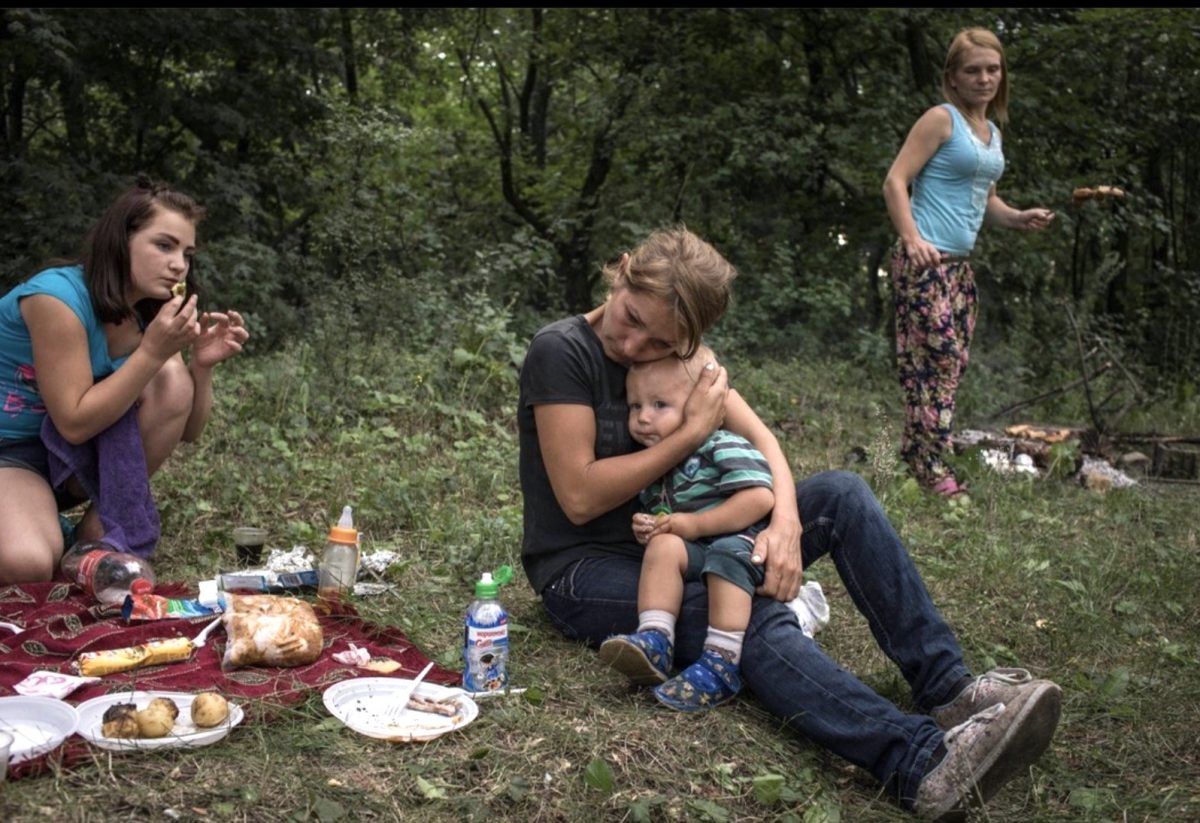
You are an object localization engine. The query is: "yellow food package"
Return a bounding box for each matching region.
[77,636,194,677]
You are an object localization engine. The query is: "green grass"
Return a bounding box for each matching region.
[2,342,1198,822]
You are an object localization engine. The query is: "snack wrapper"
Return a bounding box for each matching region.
[14,670,102,699]
[122,593,222,623]
[76,636,194,677]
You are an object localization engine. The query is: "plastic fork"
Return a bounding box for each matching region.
[190,617,223,649]
[383,661,435,724]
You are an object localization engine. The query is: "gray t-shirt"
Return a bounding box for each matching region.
[518,315,643,593]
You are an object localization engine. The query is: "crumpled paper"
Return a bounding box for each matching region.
[331,643,402,673]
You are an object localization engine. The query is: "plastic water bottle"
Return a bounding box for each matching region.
[788,580,830,638]
[59,540,156,607]
[317,505,360,609]
[463,565,513,692]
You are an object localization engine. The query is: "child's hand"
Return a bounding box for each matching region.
[632,512,658,546]
[657,512,700,541]
[633,511,682,544]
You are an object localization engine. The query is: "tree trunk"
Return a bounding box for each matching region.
[59,67,89,159]
[903,15,936,92]
[339,8,358,105]
[6,68,25,158]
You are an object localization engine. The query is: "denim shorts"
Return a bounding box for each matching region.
[682,534,765,595]
[0,436,88,510]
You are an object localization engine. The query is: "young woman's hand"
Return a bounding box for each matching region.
[141,294,201,362]
[681,360,728,443]
[902,235,945,271]
[191,310,249,369]
[1012,208,1055,231]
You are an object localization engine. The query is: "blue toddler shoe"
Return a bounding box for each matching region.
[598,630,673,685]
[653,648,743,712]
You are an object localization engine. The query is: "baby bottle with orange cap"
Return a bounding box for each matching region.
[317,505,359,609]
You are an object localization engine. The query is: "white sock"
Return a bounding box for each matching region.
[705,627,745,665]
[637,610,676,645]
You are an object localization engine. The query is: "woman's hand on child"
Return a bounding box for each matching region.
[191,310,249,369]
[752,516,804,602]
[682,360,728,442]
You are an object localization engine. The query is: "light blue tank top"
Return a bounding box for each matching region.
[0,265,122,440]
[910,103,1005,256]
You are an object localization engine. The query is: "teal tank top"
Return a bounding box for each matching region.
[0,265,122,440]
[909,103,1005,256]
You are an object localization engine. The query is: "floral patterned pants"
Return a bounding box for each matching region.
[890,244,977,485]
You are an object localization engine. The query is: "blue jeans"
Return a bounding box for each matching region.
[539,470,969,806]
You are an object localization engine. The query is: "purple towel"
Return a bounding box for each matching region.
[40,407,160,558]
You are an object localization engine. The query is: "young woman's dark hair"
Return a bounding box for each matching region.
[69,175,206,324]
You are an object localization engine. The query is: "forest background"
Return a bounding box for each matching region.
[1,7,1199,822]
[4,7,1198,387]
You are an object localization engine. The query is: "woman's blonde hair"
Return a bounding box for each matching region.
[601,227,737,359]
[941,27,1009,127]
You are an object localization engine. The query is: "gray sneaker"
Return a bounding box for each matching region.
[915,679,1062,821]
[931,668,1037,730]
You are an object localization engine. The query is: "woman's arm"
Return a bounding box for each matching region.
[535,363,728,525]
[984,186,1056,231]
[22,294,199,444]
[882,106,952,271]
[182,362,214,443]
[722,389,802,601]
[180,310,248,442]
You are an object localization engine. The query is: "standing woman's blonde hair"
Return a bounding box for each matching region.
[600,226,737,359]
[941,27,1010,127]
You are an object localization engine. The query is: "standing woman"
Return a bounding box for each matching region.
[883,27,1055,495]
[0,178,249,582]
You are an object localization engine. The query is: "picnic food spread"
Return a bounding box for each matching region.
[2,509,509,777]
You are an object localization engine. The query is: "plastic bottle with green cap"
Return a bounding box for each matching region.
[463,564,513,692]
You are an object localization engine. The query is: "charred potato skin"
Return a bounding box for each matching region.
[101,703,140,739]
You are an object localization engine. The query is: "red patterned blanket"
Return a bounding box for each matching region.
[0,581,459,779]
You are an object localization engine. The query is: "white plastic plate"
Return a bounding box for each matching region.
[323,677,478,743]
[0,695,79,763]
[76,691,243,751]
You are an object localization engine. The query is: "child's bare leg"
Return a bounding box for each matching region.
[707,576,752,632]
[598,534,687,686]
[638,533,688,614]
[704,575,753,664]
[634,533,689,644]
